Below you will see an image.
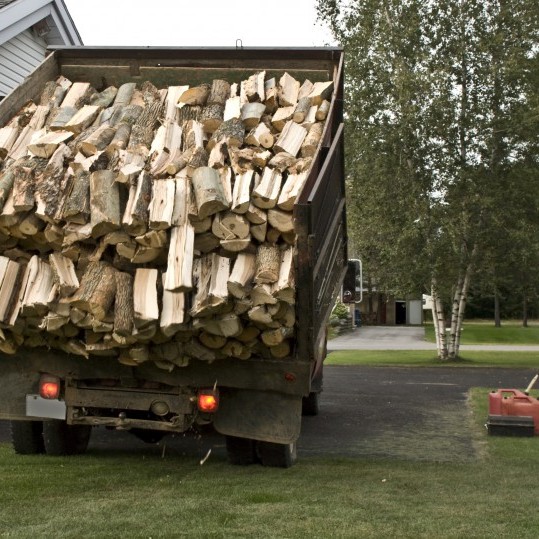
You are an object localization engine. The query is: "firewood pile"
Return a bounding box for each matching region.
[0,71,333,370]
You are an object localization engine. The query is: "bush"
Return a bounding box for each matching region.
[332,301,350,320]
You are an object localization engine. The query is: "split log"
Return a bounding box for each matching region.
[0,258,21,323]
[208,79,231,105]
[224,96,242,121]
[61,82,92,108]
[133,268,159,329]
[116,148,147,184]
[113,83,136,107]
[49,252,79,297]
[298,79,314,100]
[108,122,132,150]
[255,244,280,284]
[261,326,293,347]
[308,81,334,106]
[28,131,73,158]
[252,149,272,168]
[191,167,230,219]
[273,247,295,304]
[90,86,118,108]
[128,101,162,150]
[35,143,71,221]
[0,169,15,212]
[164,85,189,122]
[251,283,277,306]
[243,71,265,102]
[122,171,151,235]
[199,332,227,349]
[271,106,295,132]
[252,168,282,209]
[264,78,278,112]
[241,102,266,129]
[58,167,90,224]
[160,272,187,337]
[270,340,291,358]
[208,140,227,169]
[164,222,195,292]
[268,151,297,172]
[90,170,120,238]
[220,237,252,252]
[64,105,101,135]
[148,179,175,230]
[300,122,324,157]
[274,121,307,156]
[20,256,54,317]
[227,253,256,299]
[277,171,308,211]
[245,122,274,149]
[250,222,267,242]
[232,170,254,214]
[110,104,143,127]
[0,125,19,159]
[245,202,266,225]
[278,73,300,107]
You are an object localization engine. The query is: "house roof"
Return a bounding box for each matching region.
[0,0,82,46]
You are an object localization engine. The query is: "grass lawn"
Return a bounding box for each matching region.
[1,388,539,538]
[326,350,539,368]
[425,321,539,345]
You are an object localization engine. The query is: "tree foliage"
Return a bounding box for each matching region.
[316,0,539,358]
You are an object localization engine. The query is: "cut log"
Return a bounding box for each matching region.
[227,253,256,299]
[90,170,120,238]
[316,99,330,121]
[255,244,280,284]
[301,121,324,157]
[261,326,293,347]
[116,148,147,184]
[251,283,278,306]
[113,83,136,107]
[191,167,230,219]
[110,104,143,127]
[0,125,19,159]
[270,340,291,358]
[20,257,55,317]
[245,202,266,225]
[194,232,220,253]
[0,258,21,323]
[250,221,267,242]
[252,168,282,209]
[298,79,314,100]
[12,163,36,211]
[207,118,244,151]
[58,167,90,224]
[164,85,189,122]
[274,120,307,156]
[209,253,230,305]
[108,122,131,150]
[269,151,297,171]
[69,261,116,320]
[148,179,175,230]
[220,237,252,252]
[293,97,312,123]
[112,271,134,338]
[135,229,168,248]
[208,140,227,169]
[49,252,79,297]
[245,122,273,148]
[267,208,294,233]
[177,84,210,106]
[208,79,231,105]
[128,101,162,150]
[278,73,300,107]
[133,268,159,329]
[252,149,272,168]
[273,246,295,304]
[80,124,116,156]
[201,104,224,134]
[90,86,118,108]
[219,212,250,239]
[0,169,15,213]
[199,332,227,349]
[241,102,266,129]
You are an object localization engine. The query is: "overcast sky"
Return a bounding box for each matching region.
[63,0,335,48]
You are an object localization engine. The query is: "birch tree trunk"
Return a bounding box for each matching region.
[431,278,448,360]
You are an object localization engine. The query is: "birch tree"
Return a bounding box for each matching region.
[317,0,538,359]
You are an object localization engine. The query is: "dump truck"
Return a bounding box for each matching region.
[0,47,346,467]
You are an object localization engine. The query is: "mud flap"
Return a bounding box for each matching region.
[214,389,302,444]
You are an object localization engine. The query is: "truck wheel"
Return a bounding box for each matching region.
[10,421,45,455]
[256,441,297,468]
[302,391,321,416]
[43,421,92,456]
[225,435,258,465]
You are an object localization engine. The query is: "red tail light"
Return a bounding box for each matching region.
[197,390,219,413]
[39,375,61,399]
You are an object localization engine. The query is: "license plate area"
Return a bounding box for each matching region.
[26,394,66,420]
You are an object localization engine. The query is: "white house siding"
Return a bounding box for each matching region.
[0,28,47,97]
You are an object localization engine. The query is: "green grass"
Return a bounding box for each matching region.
[1,390,539,538]
[326,350,539,368]
[425,321,539,345]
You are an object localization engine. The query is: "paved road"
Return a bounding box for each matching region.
[328,325,539,351]
[1,365,536,463]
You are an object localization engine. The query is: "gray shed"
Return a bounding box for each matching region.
[0,0,82,99]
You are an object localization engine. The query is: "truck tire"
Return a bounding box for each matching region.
[302,391,321,416]
[225,435,258,465]
[256,441,297,468]
[43,421,92,456]
[10,421,45,455]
